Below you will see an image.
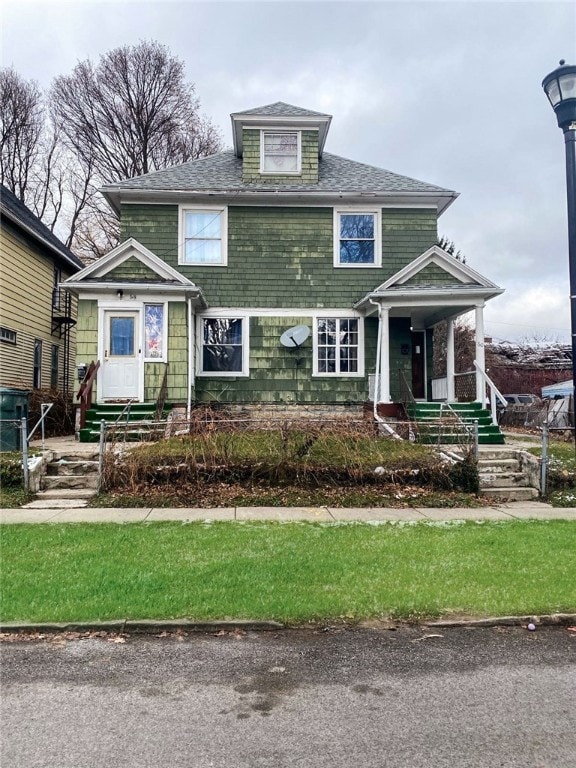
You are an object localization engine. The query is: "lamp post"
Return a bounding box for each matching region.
[542,60,576,436]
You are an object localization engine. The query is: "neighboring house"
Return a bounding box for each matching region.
[0,185,84,395]
[64,102,503,418]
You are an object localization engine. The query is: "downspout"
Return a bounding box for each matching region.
[369,298,401,439]
[187,297,194,420]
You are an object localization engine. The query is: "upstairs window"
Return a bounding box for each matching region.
[261,131,300,174]
[334,209,381,267]
[180,207,227,266]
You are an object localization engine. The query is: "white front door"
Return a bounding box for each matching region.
[101,310,141,400]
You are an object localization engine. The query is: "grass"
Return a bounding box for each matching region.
[0,487,35,509]
[1,520,575,624]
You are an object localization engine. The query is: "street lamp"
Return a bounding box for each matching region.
[542,60,576,435]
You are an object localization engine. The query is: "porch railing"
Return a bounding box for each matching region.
[474,361,507,425]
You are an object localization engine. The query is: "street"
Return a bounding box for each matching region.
[1,625,575,767]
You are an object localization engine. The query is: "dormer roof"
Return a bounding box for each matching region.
[230,101,332,158]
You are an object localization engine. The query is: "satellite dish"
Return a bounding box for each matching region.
[280,324,310,349]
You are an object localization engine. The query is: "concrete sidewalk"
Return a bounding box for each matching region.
[1,501,575,524]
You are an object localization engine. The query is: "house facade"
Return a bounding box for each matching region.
[65,103,503,415]
[0,185,83,395]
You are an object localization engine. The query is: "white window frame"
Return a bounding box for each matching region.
[197,313,249,377]
[312,315,364,377]
[178,205,228,266]
[333,208,381,268]
[0,327,16,344]
[260,130,301,175]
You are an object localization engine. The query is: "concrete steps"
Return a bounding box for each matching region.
[31,450,100,508]
[478,449,539,501]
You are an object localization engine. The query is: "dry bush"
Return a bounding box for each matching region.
[101,410,477,495]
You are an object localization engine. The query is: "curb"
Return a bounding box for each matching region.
[425,613,576,628]
[1,615,575,635]
[0,619,285,634]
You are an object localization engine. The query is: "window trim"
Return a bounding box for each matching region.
[178,205,228,267]
[0,327,17,345]
[333,208,382,268]
[312,315,364,377]
[260,130,302,175]
[197,314,249,377]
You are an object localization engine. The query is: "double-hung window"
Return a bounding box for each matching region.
[200,317,248,375]
[180,207,227,266]
[314,317,363,376]
[334,209,381,267]
[261,131,300,174]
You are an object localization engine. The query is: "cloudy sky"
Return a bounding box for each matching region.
[3,0,575,343]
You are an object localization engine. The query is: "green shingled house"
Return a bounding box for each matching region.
[65,102,503,424]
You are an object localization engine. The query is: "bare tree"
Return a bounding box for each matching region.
[2,43,222,261]
[51,41,222,183]
[433,316,476,377]
[1,68,44,202]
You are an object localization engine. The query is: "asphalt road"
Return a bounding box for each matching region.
[1,625,575,767]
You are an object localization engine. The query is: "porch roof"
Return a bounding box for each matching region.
[354,283,504,328]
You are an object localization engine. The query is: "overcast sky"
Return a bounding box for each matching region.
[3,0,575,343]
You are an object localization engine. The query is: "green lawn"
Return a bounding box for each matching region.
[1,520,574,624]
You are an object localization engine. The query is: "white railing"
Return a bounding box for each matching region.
[473,361,507,424]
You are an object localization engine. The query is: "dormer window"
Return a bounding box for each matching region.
[261,131,301,174]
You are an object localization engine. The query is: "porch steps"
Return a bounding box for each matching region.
[32,449,100,508]
[78,402,171,443]
[406,402,505,445]
[477,449,539,501]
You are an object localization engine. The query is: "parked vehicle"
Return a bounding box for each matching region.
[502,394,542,407]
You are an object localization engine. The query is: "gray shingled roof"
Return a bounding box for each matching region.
[233,102,332,118]
[103,150,452,195]
[1,184,84,270]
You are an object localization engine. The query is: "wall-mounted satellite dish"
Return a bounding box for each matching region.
[280,324,310,349]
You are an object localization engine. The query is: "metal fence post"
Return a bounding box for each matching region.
[540,422,549,497]
[21,417,29,491]
[473,419,479,462]
[97,420,106,493]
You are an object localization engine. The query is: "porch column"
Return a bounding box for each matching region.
[446,318,455,402]
[475,304,486,402]
[378,305,392,403]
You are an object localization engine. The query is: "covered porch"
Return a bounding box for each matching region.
[355,245,505,412]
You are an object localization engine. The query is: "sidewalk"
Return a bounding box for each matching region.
[2,501,575,524]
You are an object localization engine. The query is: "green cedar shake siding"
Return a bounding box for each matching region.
[144,302,188,403]
[241,129,319,184]
[76,300,98,399]
[403,262,464,287]
[194,316,379,405]
[120,205,438,308]
[107,257,160,282]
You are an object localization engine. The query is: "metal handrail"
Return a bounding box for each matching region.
[27,402,54,450]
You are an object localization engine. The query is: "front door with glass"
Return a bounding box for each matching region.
[101,310,140,400]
